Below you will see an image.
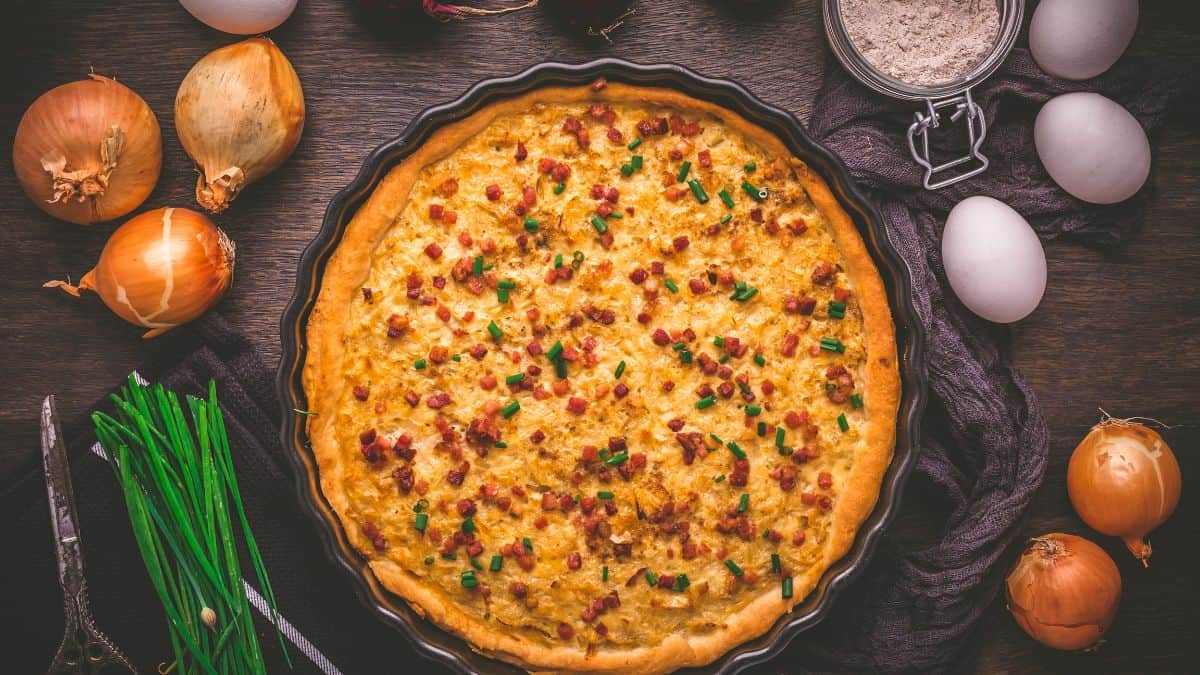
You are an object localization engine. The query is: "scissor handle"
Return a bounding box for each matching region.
[48,581,137,674]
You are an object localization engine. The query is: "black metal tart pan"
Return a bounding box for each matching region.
[277,58,927,674]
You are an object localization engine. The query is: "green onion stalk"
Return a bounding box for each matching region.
[92,376,288,674]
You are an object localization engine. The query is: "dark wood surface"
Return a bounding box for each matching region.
[1,1,1196,672]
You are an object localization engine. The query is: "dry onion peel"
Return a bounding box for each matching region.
[1067,415,1181,565]
[13,74,162,225]
[175,37,304,213]
[1006,533,1121,651]
[45,207,234,338]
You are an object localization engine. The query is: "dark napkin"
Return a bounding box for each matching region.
[2,314,448,675]
[779,47,1194,673]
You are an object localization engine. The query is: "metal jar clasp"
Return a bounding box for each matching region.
[906,89,988,190]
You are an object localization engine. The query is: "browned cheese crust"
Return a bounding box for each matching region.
[303,83,899,674]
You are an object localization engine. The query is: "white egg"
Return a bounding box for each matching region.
[1030,0,1138,80]
[1035,92,1150,204]
[942,196,1047,324]
[179,0,298,35]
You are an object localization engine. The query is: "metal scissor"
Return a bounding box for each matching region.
[42,395,137,674]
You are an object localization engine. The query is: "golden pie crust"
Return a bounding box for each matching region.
[303,82,899,673]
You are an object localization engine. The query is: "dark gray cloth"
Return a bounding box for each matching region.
[785,47,1193,673]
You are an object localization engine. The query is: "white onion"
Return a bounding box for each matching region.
[178,0,298,35]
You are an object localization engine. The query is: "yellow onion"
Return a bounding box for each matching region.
[1068,417,1181,565]
[1006,533,1121,651]
[13,74,162,225]
[45,207,234,338]
[175,37,304,213]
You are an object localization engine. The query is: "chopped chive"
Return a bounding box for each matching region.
[555,253,564,269]
[605,452,629,466]
[553,182,566,195]
[745,405,762,416]
[775,427,786,448]
[490,555,503,572]
[677,161,691,182]
[441,552,457,560]
[820,337,846,353]
[572,250,585,269]
[413,498,430,513]
[461,517,476,534]
[679,350,693,365]
[737,380,752,395]
[664,279,679,293]
[713,336,725,348]
[742,180,768,201]
[645,570,658,586]
[735,281,747,291]
[414,358,427,370]
[631,155,644,170]
[720,213,733,224]
[501,401,521,419]
[757,421,767,436]
[498,277,516,288]
[714,474,726,483]
[487,321,502,340]
[597,491,615,500]
[719,353,731,363]
[523,537,533,552]
[473,255,484,276]
[602,565,609,582]
[591,215,608,234]
[524,217,540,232]
[731,286,758,302]
[725,560,744,577]
[710,433,724,445]
[851,393,864,409]
[838,413,850,431]
[627,138,642,151]
[744,162,757,173]
[620,163,634,177]
[673,574,690,592]
[424,556,435,565]
[771,554,782,574]
[414,513,428,532]
[451,354,462,362]
[782,576,793,599]
[554,359,568,379]
[494,441,507,448]
[696,396,717,410]
[688,178,709,204]
[737,493,750,513]
[471,559,484,571]
[547,340,564,362]
[614,360,626,379]
[718,189,735,208]
[461,570,478,588]
[497,288,510,303]
[726,441,746,459]
[673,341,686,351]
[754,353,766,367]
[828,300,847,319]
[505,373,525,385]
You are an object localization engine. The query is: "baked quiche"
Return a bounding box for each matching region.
[303,80,899,673]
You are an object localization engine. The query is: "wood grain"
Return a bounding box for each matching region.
[0,1,1195,673]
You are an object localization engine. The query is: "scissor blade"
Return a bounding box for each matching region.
[41,395,86,598]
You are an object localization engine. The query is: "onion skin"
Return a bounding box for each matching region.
[45,207,235,338]
[1006,534,1121,651]
[1068,420,1181,565]
[175,37,304,213]
[13,74,162,225]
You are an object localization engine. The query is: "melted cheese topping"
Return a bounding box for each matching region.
[329,102,869,649]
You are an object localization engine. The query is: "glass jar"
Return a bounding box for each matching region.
[823,0,1025,189]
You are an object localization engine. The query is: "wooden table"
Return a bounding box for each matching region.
[2,1,1195,672]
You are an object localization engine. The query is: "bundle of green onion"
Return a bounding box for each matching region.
[93,377,288,674]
